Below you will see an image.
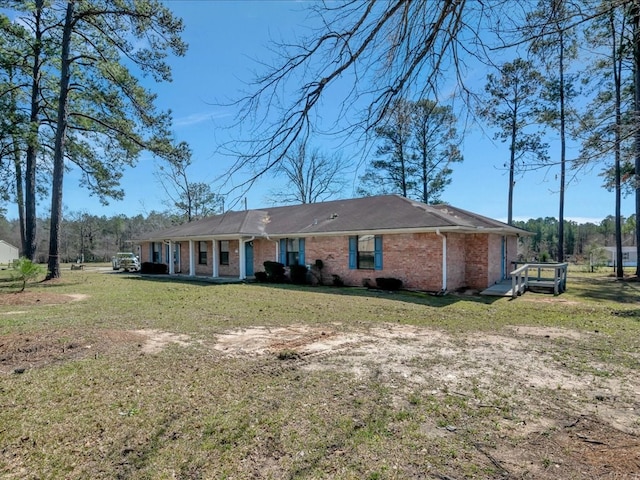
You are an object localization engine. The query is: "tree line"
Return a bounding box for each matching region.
[0,209,632,266]
[0,209,176,264]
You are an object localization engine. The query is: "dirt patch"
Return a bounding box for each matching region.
[0,291,88,307]
[0,329,143,374]
[0,328,195,373]
[209,323,640,478]
[130,329,192,354]
[1,322,638,477]
[212,325,356,356]
[492,415,640,478]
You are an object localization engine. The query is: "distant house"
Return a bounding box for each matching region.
[0,240,19,266]
[137,195,529,292]
[603,246,638,268]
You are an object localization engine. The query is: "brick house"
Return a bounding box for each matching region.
[137,195,528,292]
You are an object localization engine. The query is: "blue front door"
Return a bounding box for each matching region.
[245,242,254,276]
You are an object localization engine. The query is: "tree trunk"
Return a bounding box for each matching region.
[613,10,624,278]
[24,0,45,262]
[46,0,74,279]
[508,113,517,226]
[9,69,26,256]
[634,2,640,277]
[12,143,25,255]
[558,28,566,263]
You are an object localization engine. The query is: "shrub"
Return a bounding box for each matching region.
[254,271,268,282]
[586,244,608,271]
[263,261,285,283]
[289,264,309,284]
[375,277,403,291]
[12,257,46,292]
[332,274,344,287]
[310,259,325,285]
[276,350,300,360]
[140,262,168,274]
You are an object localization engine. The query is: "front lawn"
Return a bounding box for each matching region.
[1,268,638,479]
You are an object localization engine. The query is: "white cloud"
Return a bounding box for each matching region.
[173,111,231,128]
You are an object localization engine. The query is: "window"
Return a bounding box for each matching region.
[349,235,382,270]
[152,242,161,263]
[357,235,375,269]
[287,238,299,266]
[219,240,229,265]
[198,241,208,265]
[279,238,305,266]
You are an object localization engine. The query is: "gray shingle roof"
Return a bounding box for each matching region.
[139,195,529,241]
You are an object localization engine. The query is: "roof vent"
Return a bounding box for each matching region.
[330,213,338,219]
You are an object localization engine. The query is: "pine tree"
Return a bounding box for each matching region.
[479,58,549,225]
[41,0,187,278]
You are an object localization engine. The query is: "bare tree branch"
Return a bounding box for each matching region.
[220,0,502,198]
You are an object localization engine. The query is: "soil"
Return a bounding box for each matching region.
[0,291,88,307]
[1,293,639,478]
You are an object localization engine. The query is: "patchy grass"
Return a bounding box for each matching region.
[0,268,639,479]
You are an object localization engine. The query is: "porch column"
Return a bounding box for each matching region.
[188,240,195,276]
[239,238,246,280]
[168,241,175,275]
[212,239,219,278]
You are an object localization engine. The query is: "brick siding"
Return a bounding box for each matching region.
[140,231,515,291]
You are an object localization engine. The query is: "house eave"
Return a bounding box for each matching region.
[138,226,526,243]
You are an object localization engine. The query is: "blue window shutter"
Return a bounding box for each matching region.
[374,235,383,270]
[279,239,286,264]
[299,238,305,265]
[348,236,357,269]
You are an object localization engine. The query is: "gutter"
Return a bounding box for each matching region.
[435,228,447,293]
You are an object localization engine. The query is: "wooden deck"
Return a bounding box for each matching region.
[480,263,568,298]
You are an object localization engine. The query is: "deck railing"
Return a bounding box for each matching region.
[510,262,568,298]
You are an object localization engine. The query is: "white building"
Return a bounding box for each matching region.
[0,240,19,266]
[603,246,638,267]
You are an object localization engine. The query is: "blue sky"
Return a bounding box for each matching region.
[22,1,633,224]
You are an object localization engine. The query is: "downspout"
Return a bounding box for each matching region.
[436,228,447,293]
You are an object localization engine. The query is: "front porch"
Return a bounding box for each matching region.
[151,237,268,282]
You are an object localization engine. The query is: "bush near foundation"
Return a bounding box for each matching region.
[375,277,403,291]
[263,261,286,283]
[140,262,168,274]
[254,271,268,283]
[289,264,309,284]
